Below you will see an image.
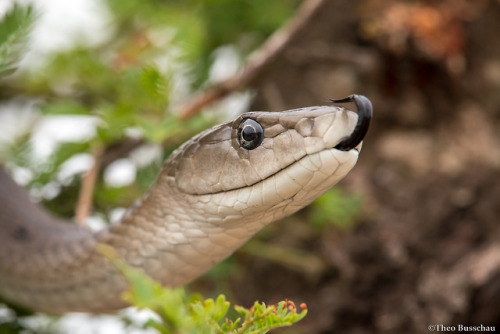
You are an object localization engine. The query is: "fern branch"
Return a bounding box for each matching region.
[0,3,36,77]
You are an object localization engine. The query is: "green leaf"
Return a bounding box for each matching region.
[0,3,36,77]
[139,66,169,105]
[213,294,230,322]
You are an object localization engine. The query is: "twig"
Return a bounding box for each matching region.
[178,0,329,119]
[101,137,144,170]
[75,146,104,226]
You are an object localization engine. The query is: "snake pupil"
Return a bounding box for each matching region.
[237,118,264,150]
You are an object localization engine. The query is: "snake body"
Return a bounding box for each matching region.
[0,96,371,313]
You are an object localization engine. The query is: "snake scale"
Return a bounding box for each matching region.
[0,95,372,313]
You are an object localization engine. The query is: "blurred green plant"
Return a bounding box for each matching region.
[104,0,299,87]
[310,188,363,230]
[0,3,35,77]
[101,245,307,334]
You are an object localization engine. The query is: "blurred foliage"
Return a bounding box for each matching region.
[105,0,299,87]
[0,319,33,334]
[0,4,35,77]
[101,245,307,334]
[310,188,363,230]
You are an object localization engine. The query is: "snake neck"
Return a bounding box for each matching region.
[0,168,256,313]
[100,172,265,288]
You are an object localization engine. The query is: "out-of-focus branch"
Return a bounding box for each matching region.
[178,0,329,119]
[101,137,144,170]
[98,0,328,166]
[75,146,103,225]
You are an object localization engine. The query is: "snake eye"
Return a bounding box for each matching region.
[237,118,264,150]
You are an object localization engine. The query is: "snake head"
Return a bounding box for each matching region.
[164,98,371,201]
[144,99,372,285]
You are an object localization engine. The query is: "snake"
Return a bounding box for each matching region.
[0,95,372,313]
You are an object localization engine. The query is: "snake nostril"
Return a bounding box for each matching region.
[331,95,373,151]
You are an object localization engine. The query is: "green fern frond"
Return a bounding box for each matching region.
[0,3,36,77]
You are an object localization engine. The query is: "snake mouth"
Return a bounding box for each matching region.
[331,95,372,151]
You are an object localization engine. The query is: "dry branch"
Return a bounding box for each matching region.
[75,147,103,225]
[177,0,329,119]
